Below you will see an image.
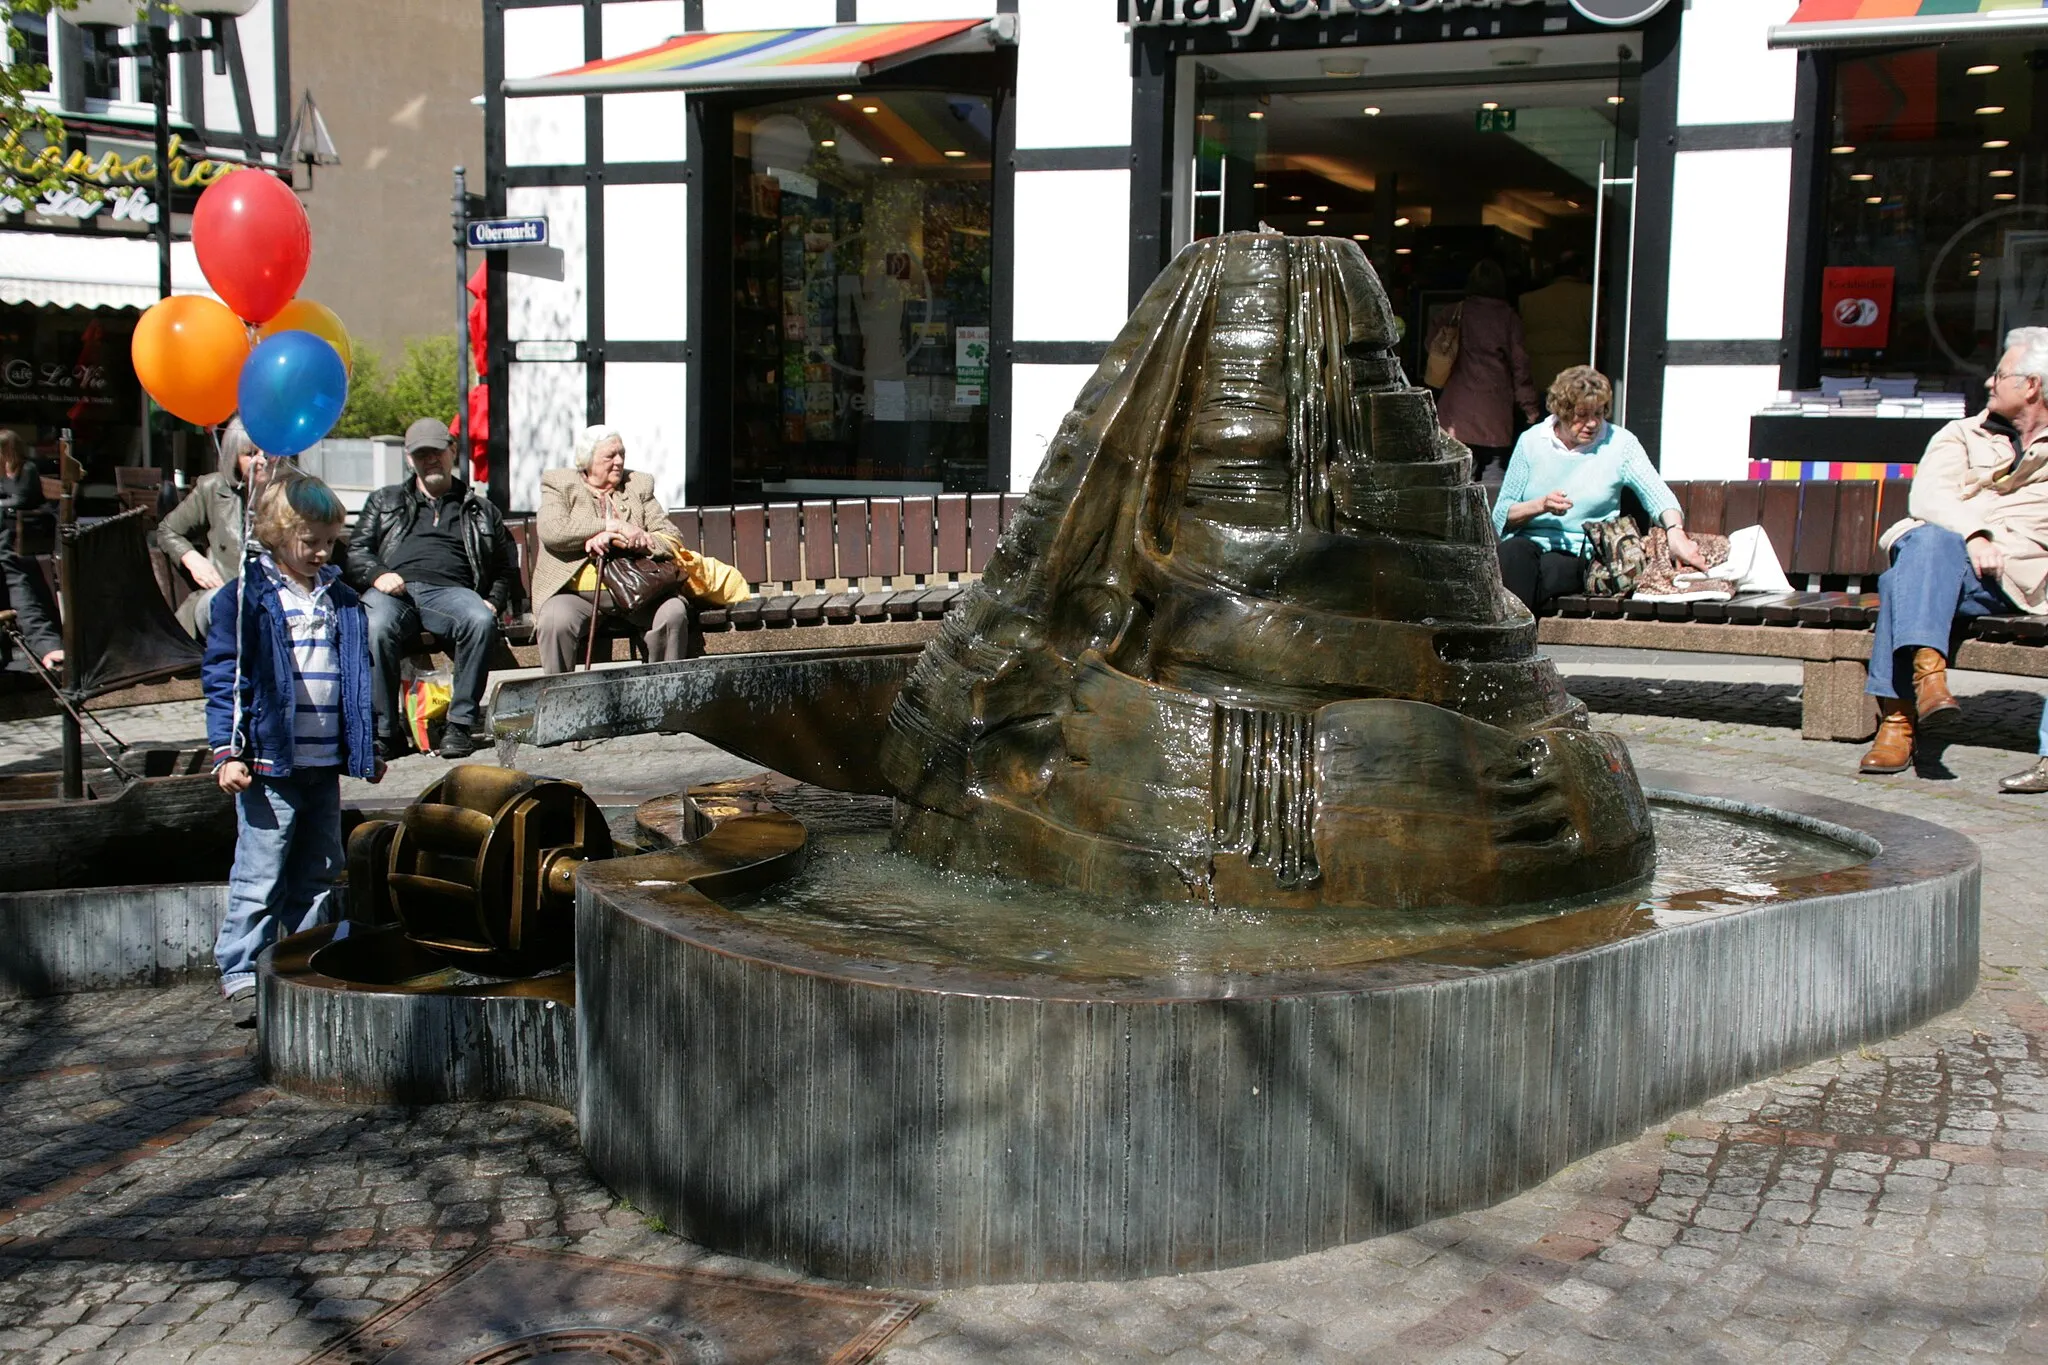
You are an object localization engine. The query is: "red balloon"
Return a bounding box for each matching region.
[191,169,311,325]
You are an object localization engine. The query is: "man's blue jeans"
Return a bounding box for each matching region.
[216,767,342,994]
[1865,525,2015,699]
[362,582,499,739]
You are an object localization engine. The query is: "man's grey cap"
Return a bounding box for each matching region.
[404,417,453,455]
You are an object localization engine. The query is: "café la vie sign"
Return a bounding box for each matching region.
[0,133,239,223]
[1123,0,1670,31]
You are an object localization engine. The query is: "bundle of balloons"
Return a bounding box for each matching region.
[130,169,350,456]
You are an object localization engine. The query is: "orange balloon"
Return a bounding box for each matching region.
[133,296,251,426]
[257,298,353,374]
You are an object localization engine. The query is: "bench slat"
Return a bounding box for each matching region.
[700,507,735,568]
[1833,481,1877,578]
[823,590,860,622]
[1722,482,1764,550]
[832,499,868,580]
[870,499,902,578]
[1000,492,1024,531]
[968,493,1001,571]
[801,501,835,582]
[937,493,970,575]
[903,497,936,575]
[1873,479,1912,576]
[1760,483,1801,578]
[791,591,830,624]
[732,505,770,585]
[1790,481,1839,577]
[668,509,701,554]
[766,503,802,584]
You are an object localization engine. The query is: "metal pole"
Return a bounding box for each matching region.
[454,166,468,436]
[152,17,172,301]
[57,428,82,800]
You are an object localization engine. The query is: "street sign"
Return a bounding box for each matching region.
[1475,108,1517,133]
[467,216,549,250]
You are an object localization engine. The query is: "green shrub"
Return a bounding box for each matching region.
[333,335,462,440]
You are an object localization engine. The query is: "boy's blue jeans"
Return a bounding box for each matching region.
[215,767,343,994]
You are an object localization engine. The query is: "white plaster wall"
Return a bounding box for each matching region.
[203,0,278,139]
[860,0,997,18]
[508,361,588,511]
[1657,365,1782,480]
[1016,0,1131,148]
[702,0,835,29]
[507,185,588,342]
[506,6,586,166]
[1008,363,1096,490]
[1665,148,1792,340]
[1677,0,1798,127]
[602,0,689,163]
[604,183,688,342]
[1013,171,1131,341]
[603,362,690,505]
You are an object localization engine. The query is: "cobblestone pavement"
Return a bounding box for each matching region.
[5,657,2048,1362]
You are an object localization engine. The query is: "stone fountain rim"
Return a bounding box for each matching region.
[577,767,1976,1006]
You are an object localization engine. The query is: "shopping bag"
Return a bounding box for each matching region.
[399,666,452,754]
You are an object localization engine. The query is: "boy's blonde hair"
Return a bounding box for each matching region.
[252,465,346,551]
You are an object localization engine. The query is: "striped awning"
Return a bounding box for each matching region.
[503,17,1016,97]
[1769,0,2048,49]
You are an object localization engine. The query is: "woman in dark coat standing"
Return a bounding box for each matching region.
[0,430,61,670]
[1435,260,1541,482]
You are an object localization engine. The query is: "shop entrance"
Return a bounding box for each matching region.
[1181,32,1640,422]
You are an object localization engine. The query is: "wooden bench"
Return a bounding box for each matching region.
[1537,479,2048,741]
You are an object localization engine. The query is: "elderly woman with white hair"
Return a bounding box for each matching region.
[159,417,267,639]
[533,425,697,673]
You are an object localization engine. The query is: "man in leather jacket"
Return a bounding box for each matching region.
[345,418,518,759]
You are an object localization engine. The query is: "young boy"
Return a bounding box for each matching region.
[202,467,382,1020]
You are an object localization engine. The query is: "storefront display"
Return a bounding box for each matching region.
[731,90,994,494]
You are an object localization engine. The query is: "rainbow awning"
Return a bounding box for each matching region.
[1769,0,2048,49]
[503,17,1015,97]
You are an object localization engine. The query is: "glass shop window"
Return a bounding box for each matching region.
[732,89,995,495]
[78,24,120,104]
[1820,42,2047,409]
[9,12,49,93]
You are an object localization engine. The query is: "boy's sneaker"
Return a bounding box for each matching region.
[222,977,257,1028]
[438,724,479,759]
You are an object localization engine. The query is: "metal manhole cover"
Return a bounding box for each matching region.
[465,1328,674,1364]
[306,1247,923,1365]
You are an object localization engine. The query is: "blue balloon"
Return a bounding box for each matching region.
[236,330,349,456]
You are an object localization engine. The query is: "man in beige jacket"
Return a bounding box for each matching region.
[1861,325,2048,785]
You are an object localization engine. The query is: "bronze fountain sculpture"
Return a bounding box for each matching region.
[884,231,1652,909]
[261,234,1975,1290]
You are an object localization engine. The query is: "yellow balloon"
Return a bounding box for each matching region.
[257,298,353,374]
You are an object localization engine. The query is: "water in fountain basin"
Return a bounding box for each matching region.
[710,801,1866,982]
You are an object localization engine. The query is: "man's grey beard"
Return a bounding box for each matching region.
[417,468,453,496]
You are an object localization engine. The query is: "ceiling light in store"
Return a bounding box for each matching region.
[1566,199,1580,208]
[1316,204,1330,212]
[1481,101,1500,111]
[1253,181,1267,188]
[1850,173,1873,181]
[1986,139,2011,149]
[1321,59,1364,77]
[1394,215,1411,227]
[944,149,966,157]
[1831,144,1855,154]
[863,105,880,114]
[1865,196,1882,204]
[1969,64,2000,75]
[1248,110,1265,120]
[1977,105,2006,115]
[1607,95,1625,105]
[1996,192,2018,200]
[1362,105,1381,116]
[1990,168,2015,176]
[820,139,836,148]
[837,93,854,102]
[1307,219,1326,226]
[1287,194,1303,202]
[1395,247,1412,255]
[880,156,894,164]
[1353,232,1370,240]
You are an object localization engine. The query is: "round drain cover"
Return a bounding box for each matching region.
[465,1329,674,1364]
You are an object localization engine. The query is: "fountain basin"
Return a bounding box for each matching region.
[576,770,1977,1287]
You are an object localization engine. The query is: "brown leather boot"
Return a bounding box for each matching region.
[1911,647,1960,726]
[1859,697,1916,774]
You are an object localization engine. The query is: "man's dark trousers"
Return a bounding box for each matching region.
[1866,525,2014,699]
[361,583,497,741]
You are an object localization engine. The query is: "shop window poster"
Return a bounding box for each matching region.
[1820,266,1894,350]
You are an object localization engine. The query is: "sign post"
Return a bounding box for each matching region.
[466,217,550,250]
[453,167,468,429]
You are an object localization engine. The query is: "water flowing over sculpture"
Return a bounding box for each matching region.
[881,232,1654,909]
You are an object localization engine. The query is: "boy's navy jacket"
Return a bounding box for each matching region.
[203,558,376,778]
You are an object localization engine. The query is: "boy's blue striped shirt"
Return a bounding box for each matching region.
[259,555,342,769]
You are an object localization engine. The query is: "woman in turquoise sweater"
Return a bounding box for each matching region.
[1492,365,1707,614]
